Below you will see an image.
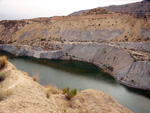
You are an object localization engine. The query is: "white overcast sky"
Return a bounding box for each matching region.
[0,0,142,20]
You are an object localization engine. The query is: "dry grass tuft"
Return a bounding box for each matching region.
[0,56,7,70]
[0,89,13,101]
[32,72,40,82]
[32,75,39,82]
[0,71,8,82]
[45,85,59,98]
[0,90,5,101]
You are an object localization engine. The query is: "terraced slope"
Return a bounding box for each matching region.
[0,12,150,90]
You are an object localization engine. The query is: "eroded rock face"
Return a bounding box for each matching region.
[0,43,150,90]
[62,43,133,74]
[0,44,63,59]
[61,43,150,90]
[0,44,17,54]
[40,51,63,59]
[116,61,150,90]
[140,29,150,40]
[60,28,125,42]
[110,42,150,52]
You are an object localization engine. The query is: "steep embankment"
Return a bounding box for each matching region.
[0,12,150,90]
[0,61,132,113]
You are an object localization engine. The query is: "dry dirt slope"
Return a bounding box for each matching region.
[0,61,132,113]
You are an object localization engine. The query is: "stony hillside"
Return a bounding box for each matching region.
[103,0,150,16]
[69,0,150,16]
[0,11,150,90]
[0,61,132,113]
[79,8,114,16]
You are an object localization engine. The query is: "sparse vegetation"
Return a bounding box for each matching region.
[0,56,7,69]
[65,53,69,56]
[62,87,69,94]
[0,90,5,101]
[62,87,77,100]
[41,38,46,41]
[107,66,114,71]
[0,89,13,101]
[46,85,59,98]
[104,50,107,53]
[32,75,39,82]
[0,71,7,82]
[8,40,13,44]
[32,72,39,82]
[103,64,114,71]
[131,79,136,84]
[129,52,137,62]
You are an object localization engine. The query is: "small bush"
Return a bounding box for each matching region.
[131,79,136,84]
[62,87,77,100]
[103,64,114,71]
[41,38,46,41]
[65,53,69,56]
[62,87,69,94]
[0,56,7,69]
[107,66,114,71]
[0,71,7,82]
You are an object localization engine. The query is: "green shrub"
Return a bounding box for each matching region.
[62,87,77,100]
[62,87,69,94]
[0,56,7,69]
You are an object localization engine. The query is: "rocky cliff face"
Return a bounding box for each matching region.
[0,12,150,90]
[0,62,132,113]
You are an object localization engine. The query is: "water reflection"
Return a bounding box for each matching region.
[20,57,118,85]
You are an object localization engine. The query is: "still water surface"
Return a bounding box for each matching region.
[9,58,150,113]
